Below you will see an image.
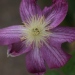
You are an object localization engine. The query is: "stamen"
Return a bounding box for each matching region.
[21,37,26,41]
[22,16,51,47]
[22,22,28,27]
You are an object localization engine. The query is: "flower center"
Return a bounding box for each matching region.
[22,16,50,47]
[32,28,40,36]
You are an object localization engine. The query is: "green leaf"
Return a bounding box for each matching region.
[46,69,60,75]
[61,52,75,75]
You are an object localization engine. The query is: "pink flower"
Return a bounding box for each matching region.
[0,0,75,75]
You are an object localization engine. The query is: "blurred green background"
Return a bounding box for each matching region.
[0,0,75,75]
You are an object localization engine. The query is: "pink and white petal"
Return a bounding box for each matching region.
[50,27,75,43]
[20,0,42,22]
[41,41,71,69]
[25,46,46,73]
[0,25,25,45]
[43,0,68,29]
[7,41,32,57]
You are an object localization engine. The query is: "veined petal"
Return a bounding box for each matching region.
[50,27,75,43]
[20,0,42,22]
[25,46,46,73]
[43,0,68,29]
[0,25,25,45]
[7,41,32,57]
[41,41,71,69]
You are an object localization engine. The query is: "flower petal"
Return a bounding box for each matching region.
[25,46,46,73]
[7,41,32,57]
[43,0,68,29]
[50,27,75,43]
[20,0,42,22]
[41,41,71,69]
[0,25,25,45]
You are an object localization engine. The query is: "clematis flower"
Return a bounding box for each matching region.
[0,0,75,75]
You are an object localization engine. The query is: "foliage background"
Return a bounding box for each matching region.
[0,0,75,75]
